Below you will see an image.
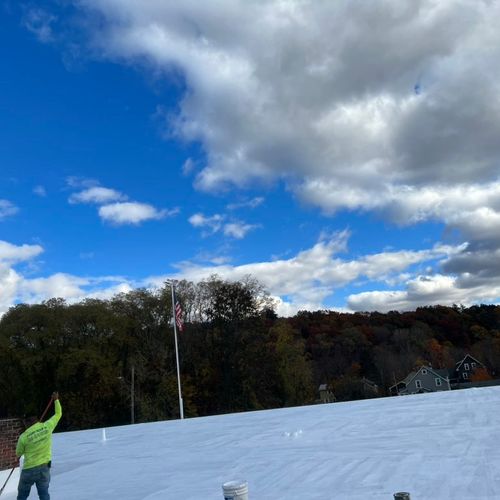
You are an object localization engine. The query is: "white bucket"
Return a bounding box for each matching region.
[222,480,248,500]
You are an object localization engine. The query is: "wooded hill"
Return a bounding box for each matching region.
[1,275,499,431]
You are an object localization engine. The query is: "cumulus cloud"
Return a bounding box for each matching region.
[0,240,134,316]
[7,273,134,315]
[0,264,22,317]
[16,274,133,305]
[146,231,459,315]
[18,273,89,303]
[0,241,43,263]
[0,200,19,220]
[73,1,500,192]
[223,222,257,239]
[69,4,500,262]
[0,233,483,317]
[188,212,257,239]
[188,213,223,234]
[69,186,127,204]
[99,202,173,225]
[347,273,500,313]
[30,0,500,311]
[68,181,176,226]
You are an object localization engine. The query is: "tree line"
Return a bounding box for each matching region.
[1,275,499,431]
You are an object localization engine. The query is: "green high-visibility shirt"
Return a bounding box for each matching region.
[16,400,62,469]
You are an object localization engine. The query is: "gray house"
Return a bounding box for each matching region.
[317,384,336,403]
[361,377,379,396]
[390,365,451,396]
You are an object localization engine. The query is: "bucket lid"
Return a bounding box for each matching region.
[222,480,248,492]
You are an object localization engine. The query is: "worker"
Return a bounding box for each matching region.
[15,392,62,500]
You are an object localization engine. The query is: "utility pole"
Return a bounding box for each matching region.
[131,365,135,424]
[167,280,184,419]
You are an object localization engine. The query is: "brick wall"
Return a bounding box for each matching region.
[0,418,23,470]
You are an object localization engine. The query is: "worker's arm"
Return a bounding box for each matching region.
[44,392,62,432]
[15,434,25,458]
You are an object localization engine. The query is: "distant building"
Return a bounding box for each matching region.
[361,377,379,396]
[317,384,335,403]
[390,354,498,396]
[449,354,485,384]
[390,365,451,396]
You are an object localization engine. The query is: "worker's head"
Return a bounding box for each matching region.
[22,416,38,429]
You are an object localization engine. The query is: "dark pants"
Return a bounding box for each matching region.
[17,464,50,500]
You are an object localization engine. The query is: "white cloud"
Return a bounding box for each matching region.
[188,212,257,238]
[0,241,43,264]
[0,241,134,316]
[73,1,500,198]
[28,0,500,310]
[85,282,134,300]
[0,200,19,220]
[68,1,500,282]
[0,264,22,316]
[67,182,177,226]
[347,274,500,313]
[182,158,196,175]
[227,197,264,210]
[0,240,135,316]
[188,213,223,233]
[98,202,170,225]
[33,186,47,197]
[18,273,89,303]
[66,176,99,189]
[223,222,258,239]
[146,231,459,313]
[0,233,490,317]
[69,186,127,204]
[11,274,135,314]
[23,7,57,43]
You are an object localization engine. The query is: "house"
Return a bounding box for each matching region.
[361,377,379,396]
[449,354,485,384]
[317,384,335,403]
[390,365,451,396]
[390,354,496,396]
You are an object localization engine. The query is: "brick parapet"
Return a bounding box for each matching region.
[0,418,23,470]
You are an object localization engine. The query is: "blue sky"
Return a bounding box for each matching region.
[1,0,500,315]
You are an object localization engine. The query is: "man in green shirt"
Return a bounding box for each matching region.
[16,392,62,500]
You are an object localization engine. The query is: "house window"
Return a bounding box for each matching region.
[464,363,470,371]
[463,372,469,379]
[435,378,442,386]
[416,380,422,389]
[471,362,476,369]
[422,369,427,374]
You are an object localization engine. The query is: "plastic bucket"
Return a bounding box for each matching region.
[222,480,248,500]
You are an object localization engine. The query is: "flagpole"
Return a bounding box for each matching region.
[170,281,184,419]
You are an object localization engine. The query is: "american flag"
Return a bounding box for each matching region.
[175,297,184,332]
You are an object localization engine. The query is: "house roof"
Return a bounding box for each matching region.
[361,377,378,387]
[455,354,484,370]
[434,369,452,379]
[402,371,417,385]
